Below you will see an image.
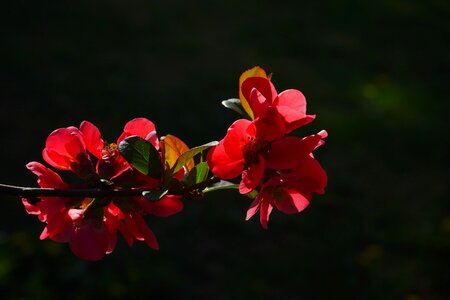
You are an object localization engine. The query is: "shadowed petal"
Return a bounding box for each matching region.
[273,187,310,214]
[239,155,265,194]
[133,214,159,250]
[253,107,286,141]
[248,88,270,119]
[69,221,110,261]
[266,136,312,169]
[238,66,271,119]
[259,197,273,230]
[245,196,261,221]
[26,161,67,188]
[80,121,104,159]
[302,130,328,153]
[145,195,184,217]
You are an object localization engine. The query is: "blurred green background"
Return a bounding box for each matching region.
[1,1,449,299]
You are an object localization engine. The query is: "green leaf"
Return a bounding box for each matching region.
[118,136,161,179]
[221,98,250,118]
[202,180,239,193]
[245,190,259,199]
[203,180,259,199]
[187,162,210,185]
[172,141,218,175]
[142,189,169,202]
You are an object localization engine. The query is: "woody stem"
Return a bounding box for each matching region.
[0,183,146,198]
[0,177,221,199]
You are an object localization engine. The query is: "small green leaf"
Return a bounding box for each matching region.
[203,180,259,199]
[172,141,218,175]
[142,189,169,202]
[221,98,250,118]
[187,162,210,185]
[118,136,161,179]
[202,180,239,193]
[245,190,259,199]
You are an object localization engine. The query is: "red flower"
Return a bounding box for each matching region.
[207,120,323,194]
[80,117,159,181]
[80,118,184,245]
[23,118,184,260]
[42,127,95,179]
[239,66,315,135]
[22,162,117,260]
[208,66,328,228]
[245,131,328,229]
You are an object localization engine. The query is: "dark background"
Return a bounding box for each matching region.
[1,1,449,299]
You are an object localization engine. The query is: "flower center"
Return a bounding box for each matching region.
[97,142,128,179]
[102,142,118,156]
[242,137,269,165]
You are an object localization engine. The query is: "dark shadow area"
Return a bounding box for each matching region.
[0,1,448,299]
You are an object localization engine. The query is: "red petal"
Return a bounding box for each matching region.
[39,227,49,240]
[80,121,104,159]
[291,156,328,194]
[108,204,134,246]
[122,212,159,249]
[117,118,156,144]
[22,198,41,215]
[239,156,265,194]
[104,210,118,254]
[207,142,245,180]
[43,127,92,172]
[273,187,310,214]
[248,88,270,119]
[241,77,277,108]
[44,212,75,242]
[36,197,69,223]
[69,221,110,261]
[253,107,286,141]
[302,130,328,153]
[275,89,316,133]
[222,119,253,159]
[245,196,261,221]
[265,137,308,169]
[133,214,159,250]
[276,89,307,114]
[148,195,184,217]
[259,196,273,230]
[26,161,67,188]
[238,66,270,119]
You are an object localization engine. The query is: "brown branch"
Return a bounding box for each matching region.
[0,177,221,199]
[0,183,145,198]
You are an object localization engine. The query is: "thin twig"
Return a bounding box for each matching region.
[0,177,221,199]
[0,183,145,197]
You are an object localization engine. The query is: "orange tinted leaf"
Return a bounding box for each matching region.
[163,134,194,171]
[239,66,268,119]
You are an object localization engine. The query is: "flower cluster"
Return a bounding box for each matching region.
[207,67,327,229]
[23,118,187,260]
[21,66,327,260]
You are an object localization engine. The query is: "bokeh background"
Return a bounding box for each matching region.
[1,1,448,299]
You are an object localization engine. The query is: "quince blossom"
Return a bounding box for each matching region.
[245,131,328,229]
[23,118,183,260]
[207,120,319,194]
[16,66,329,259]
[240,66,315,134]
[208,66,328,228]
